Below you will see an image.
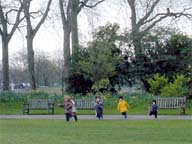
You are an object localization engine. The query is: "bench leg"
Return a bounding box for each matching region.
[48,108,54,115]
[23,108,29,115]
[179,107,185,115]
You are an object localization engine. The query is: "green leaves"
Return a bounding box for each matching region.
[148,74,168,95]
[148,74,189,97]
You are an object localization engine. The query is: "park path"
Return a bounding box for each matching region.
[0,115,191,120]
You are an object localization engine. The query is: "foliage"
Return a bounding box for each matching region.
[0,91,27,103]
[125,32,192,90]
[148,74,189,97]
[92,78,110,93]
[160,75,188,97]
[66,24,125,94]
[0,90,62,103]
[148,74,168,95]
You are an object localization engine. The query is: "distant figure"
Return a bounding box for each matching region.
[149,100,158,119]
[94,97,103,119]
[117,96,130,119]
[71,99,78,122]
[58,96,73,122]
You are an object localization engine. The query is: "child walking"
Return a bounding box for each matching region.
[59,96,73,122]
[71,99,78,122]
[94,97,103,120]
[117,96,130,119]
[149,100,158,119]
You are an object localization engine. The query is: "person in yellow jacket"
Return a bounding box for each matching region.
[117,96,130,119]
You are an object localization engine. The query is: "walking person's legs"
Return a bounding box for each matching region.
[66,113,71,122]
[73,112,78,122]
[122,112,127,119]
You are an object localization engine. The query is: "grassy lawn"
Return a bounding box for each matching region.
[0,119,192,144]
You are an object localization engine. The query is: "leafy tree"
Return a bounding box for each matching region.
[125,31,192,90]
[148,73,168,95]
[59,0,105,90]
[160,75,188,97]
[66,24,123,94]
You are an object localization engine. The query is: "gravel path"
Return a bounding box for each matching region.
[0,115,191,120]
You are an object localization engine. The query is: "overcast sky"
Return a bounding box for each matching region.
[0,0,192,61]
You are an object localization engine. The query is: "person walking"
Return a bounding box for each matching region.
[117,96,130,119]
[71,99,78,122]
[59,96,73,122]
[149,100,158,119]
[94,97,104,120]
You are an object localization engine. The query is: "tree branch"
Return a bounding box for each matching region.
[33,0,52,36]
[8,4,23,42]
[137,0,160,27]
[78,0,105,13]
[59,0,66,25]
[141,10,192,37]
[24,0,32,31]
[0,27,3,36]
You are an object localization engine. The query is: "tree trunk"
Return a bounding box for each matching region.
[27,35,36,90]
[63,27,71,90]
[71,0,79,57]
[2,36,9,90]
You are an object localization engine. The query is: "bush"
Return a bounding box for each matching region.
[0,91,27,103]
[160,75,188,97]
[148,73,168,95]
[0,91,63,103]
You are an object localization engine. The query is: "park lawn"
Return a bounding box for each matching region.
[0,119,192,144]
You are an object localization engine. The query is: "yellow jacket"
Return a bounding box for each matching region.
[117,100,130,113]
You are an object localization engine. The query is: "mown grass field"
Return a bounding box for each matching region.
[0,119,192,144]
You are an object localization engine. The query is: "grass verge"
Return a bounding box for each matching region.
[0,119,192,144]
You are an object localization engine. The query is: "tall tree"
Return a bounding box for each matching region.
[125,0,192,82]
[23,0,52,90]
[126,0,192,66]
[59,0,105,89]
[0,0,23,90]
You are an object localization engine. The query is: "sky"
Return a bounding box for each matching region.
[0,0,192,61]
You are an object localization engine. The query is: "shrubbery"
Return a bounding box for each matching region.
[148,74,189,97]
[0,91,63,103]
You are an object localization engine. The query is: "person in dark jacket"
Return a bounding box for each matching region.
[94,97,103,120]
[149,100,158,119]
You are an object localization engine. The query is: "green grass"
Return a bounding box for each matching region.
[0,119,192,144]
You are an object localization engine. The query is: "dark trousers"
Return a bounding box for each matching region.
[149,110,157,119]
[65,113,71,122]
[122,112,127,119]
[72,112,78,122]
[96,108,103,119]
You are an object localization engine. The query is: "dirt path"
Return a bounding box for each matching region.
[0,115,191,120]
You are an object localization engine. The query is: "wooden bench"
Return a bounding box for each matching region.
[154,97,186,114]
[75,98,95,109]
[23,99,54,114]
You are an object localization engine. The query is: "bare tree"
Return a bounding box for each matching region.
[59,0,105,90]
[23,0,52,90]
[0,0,23,90]
[126,0,192,62]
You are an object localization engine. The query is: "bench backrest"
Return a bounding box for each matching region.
[28,99,53,109]
[154,97,186,108]
[75,99,95,109]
